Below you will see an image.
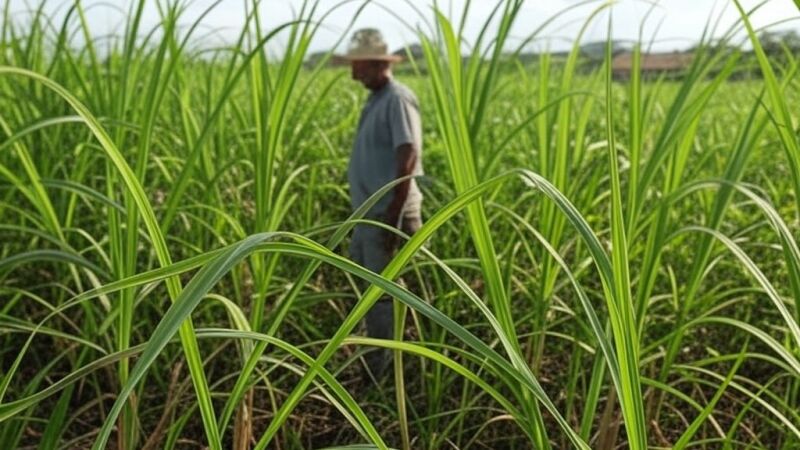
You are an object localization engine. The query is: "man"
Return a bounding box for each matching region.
[344,28,424,378]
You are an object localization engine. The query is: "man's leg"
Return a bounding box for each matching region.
[359,221,395,378]
[349,224,365,268]
[361,215,423,378]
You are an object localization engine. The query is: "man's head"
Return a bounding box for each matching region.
[351,59,391,90]
[344,28,401,90]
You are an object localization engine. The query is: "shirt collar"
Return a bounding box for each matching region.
[368,78,393,99]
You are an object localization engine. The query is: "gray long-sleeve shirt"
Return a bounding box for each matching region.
[348,79,423,219]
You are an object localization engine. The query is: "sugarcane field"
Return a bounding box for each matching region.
[3,0,800,449]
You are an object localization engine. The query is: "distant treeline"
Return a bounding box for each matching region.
[310,29,799,82]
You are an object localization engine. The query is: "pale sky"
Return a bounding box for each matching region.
[8,0,800,54]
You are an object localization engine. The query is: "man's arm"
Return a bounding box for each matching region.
[385,143,417,229]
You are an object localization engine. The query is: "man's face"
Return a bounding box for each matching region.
[351,60,386,88]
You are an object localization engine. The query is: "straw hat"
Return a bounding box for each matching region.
[344,28,403,62]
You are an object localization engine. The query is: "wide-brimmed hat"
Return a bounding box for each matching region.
[343,28,403,62]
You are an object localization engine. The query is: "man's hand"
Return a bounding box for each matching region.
[382,211,400,253]
[382,228,398,253]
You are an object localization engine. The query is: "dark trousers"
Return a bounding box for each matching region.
[350,216,422,376]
